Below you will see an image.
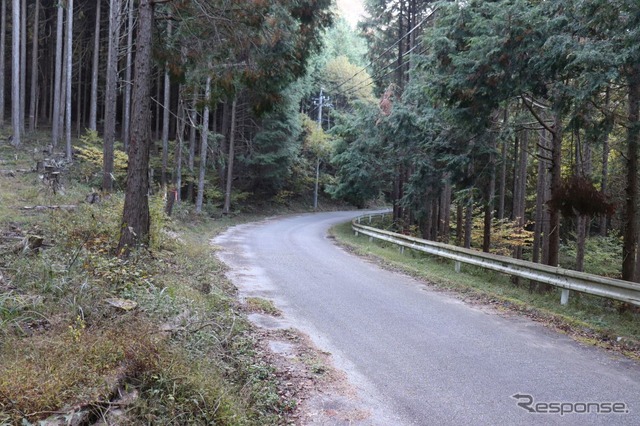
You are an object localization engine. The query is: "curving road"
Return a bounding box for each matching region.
[215,211,640,425]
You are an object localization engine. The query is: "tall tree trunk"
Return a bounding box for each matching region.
[531,129,549,291]
[0,0,5,127]
[219,99,230,186]
[58,22,67,144]
[64,0,73,161]
[10,0,19,146]
[19,0,25,133]
[88,0,100,131]
[575,127,592,273]
[103,0,121,192]
[155,71,161,140]
[513,130,528,262]
[186,92,197,202]
[222,97,237,215]
[439,177,451,243]
[546,112,563,272]
[600,88,611,236]
[622,65,640,281]
[118,0,154,256]
[532,129,548,264]
[456,201,463,246]
[196,77,211,214]
[122,0,133,150]
[483,149,496,253]
[498,138,507,220]
[28,0,39,132]
[161,20,172,186]
[51,2,62,146]
[76,63,81,136]
[174,90,185,204]
[464,194,473,249]
[511,135,519,220]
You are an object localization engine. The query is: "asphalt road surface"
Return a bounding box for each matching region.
[215,211,640,425]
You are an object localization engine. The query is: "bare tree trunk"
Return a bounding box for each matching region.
[622,65,640,282]
[498,139,507,220]
[546,112,563,272]
[456,201,463,246]
[28,0,39,132]
[155,71,160,140]
[514,130,528,262]
[19,0,25,134]
[313,157,320,210]
[10,0,19,146]
[88,0,100,131]
[439,177,451,243]
[118,0,154,256]
[464,194,473,249]
[483,154,496,253]
[64,0,73,161]
[0,0,5,127]
[58,26,67,143]
[103,0,121,191]
[532,129,548,264]
[122,0,133,150]
[530,129,549,291]
[600,88,611,237]
[222,97,237,215]
[76,62,81,136]
[174,89,185,204]
[186,92,197,202]
[219,99,230,186]
[161,20,172,186]
[196,77,211,214]
[52,3,62,147]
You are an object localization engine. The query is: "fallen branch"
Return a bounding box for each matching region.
[20,205,77,211]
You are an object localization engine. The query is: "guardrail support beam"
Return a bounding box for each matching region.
[455,261,461,273]
[561,289,570,305]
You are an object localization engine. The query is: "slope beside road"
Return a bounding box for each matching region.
[214,211,640,425]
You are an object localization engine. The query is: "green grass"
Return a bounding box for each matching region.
[245,297,281,316]
[331,221,640,357]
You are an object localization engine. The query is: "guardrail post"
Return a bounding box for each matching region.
[455,261,461,273]
[400,246,405,255]
[368,215,372,224]
[357,217,361,224]
[560,289,570,305]
[369,236,373,242]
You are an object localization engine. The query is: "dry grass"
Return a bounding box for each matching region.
[0,136,286,425]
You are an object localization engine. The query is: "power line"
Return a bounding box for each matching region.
[339,42,425,98]
[332,8,437,93]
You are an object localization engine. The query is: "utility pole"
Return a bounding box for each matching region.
[312,89,331,210]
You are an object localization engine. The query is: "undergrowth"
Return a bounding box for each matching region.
[0,136,287,425]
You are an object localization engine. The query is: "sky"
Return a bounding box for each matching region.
[336,0,366,27]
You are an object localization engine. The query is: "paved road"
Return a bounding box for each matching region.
[215,211,640,425]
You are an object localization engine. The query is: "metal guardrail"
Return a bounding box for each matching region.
[352,213,640,307]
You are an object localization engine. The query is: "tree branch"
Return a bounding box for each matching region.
[520,93,556,135]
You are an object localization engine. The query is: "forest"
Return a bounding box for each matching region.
[1,0,639,281]
[331,0,640,287]
[1,0,640,423]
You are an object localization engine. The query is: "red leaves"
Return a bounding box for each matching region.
[548,175,616,217]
